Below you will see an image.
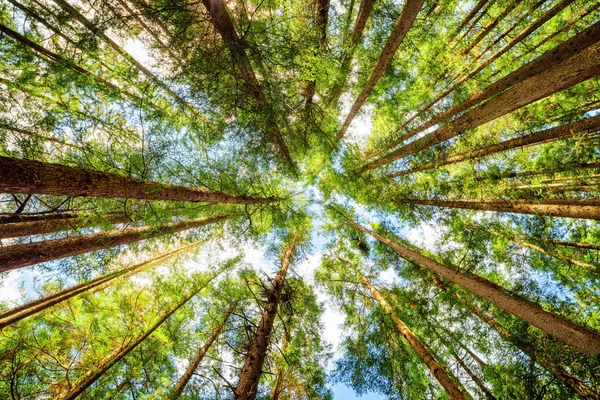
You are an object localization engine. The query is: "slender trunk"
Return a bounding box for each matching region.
[0,23,140,101]
[535,238,600,252]
[357,33,600,172]
[0,213,236,273]
[347,219,600,354]
[0,156,277,204]
[56,269,223,400]
[5,0,77,45]
[489,230,598,272]
[0,241,202,329]
[0,122,80,150]
[328,0,376,105]
[335,0,425,143]
[0,212,131,239]
[105,378,130,400]
[270,328,290,400]
[427,272,596,398]
[233,238,299,399]
[113,0,170,49]
[461,0,523,55]
[171,301,237,397]
[0,212,82,224]
[350,265,467,399]
[398,198,600,220]
[478,162,600,182]
[304,0,330,109]
[387,114,600,177]
[452,350,496,400]
[452,0,487,40]
[50,0,190,109]
[201,0,295,170]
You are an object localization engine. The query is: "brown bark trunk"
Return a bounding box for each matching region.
[347,219,600,354]
[0,156,277,204]
[399,198,600,220]
[335,0,425,143]
[270,327,290,400]
[350,265,467,399]
[428,272,596,398]
[113,0,170,50]
[328,0,376,105]
[0,212,82,225]
[56,269,223,400]
[0,213,131,239]
[233,237,298,399]
[171,301,237,397]
[479,162,600,182]
[304,0,330,109]
[50,0,190,109]
[387,114,600,177]
[451,350,496,400]
[453,0,487,39]
[0,241,202,329]
[0,213,236,273]
[200,0,295,170]
[5,0,76,45]
[357,32,600,172]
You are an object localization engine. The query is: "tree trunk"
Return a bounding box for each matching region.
[5,0,77,45]
[0,212,132,239]
[387,114,600,177]
[478,162,600,182]
[328,0,376,105]
[0,241,202,329]
[171,301,237,397]
[50,0,191,110]
[233,237,298,399]
[452,349,496,400]
[398,198,600,220]
[304,0,330,109]
[427,271,596,398]
[0,213,236,273]
[347,219,600,354]
[350,264,468,399]
[270,327,290,400]
[357,34,600,172]
[201,0,295,170]
[452,0,488,40]
[335,0,425,143]
[56,269,223,400]
[0,156,277,204]
[0,212,82,225]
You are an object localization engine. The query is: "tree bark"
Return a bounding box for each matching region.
[335,0,425,143]
[270,326,290,400]
[0,213,236,273]
[56,269,223,400]
[452,0,488,40]
[0,156,277,204]
[0,212,132,239]
[347,219,600,354]
[357,34,600,172]
[171,301,237,397]
[387,114,600,177]
[477,162,600,182]
[451,349,496,400]
[233,237,298,399]
[0,241,202,329]
[304,0,330,109]
[350,264,468,399]
[398,198,600,220]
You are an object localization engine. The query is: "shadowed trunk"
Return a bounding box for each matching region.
[304,0,330,110]
[270,327,290,400]
[0,212,132,239]
[233,237,299,399]
[335,0,425,143]
[387,114,600,177]
[171,301,237,397]
[350,263,468,399]
[0,241,202,329]
[347,219,600,354]
[0,213,236,273]
[0,156,278,204]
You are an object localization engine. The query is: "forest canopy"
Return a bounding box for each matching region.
[0,0,600,398]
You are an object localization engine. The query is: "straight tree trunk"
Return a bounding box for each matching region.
[0,241,202,329]
[304,0,330,110]
[0,212,82,224]
[200,0,295,170]
[347,219,600,354]
[0,213,236,273]
[387,114,600,177]
[327,0,376,105]
[171,301,237,397]
[452,0,488,40]
[233,237,299,399]
[5,0,77,45]
[478,162,600,182]
[379,18,600,156]
[451,349,496,400]
[397,198,600,220]
[350,264,468,399]
[335,0,425,143]
[357,35,600,172]
[50,0,191,110]
[56,269,224,400]
[0,122,80,150]
[0,212,132,239]
[0,156,277,204]
[270,326,290,400]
